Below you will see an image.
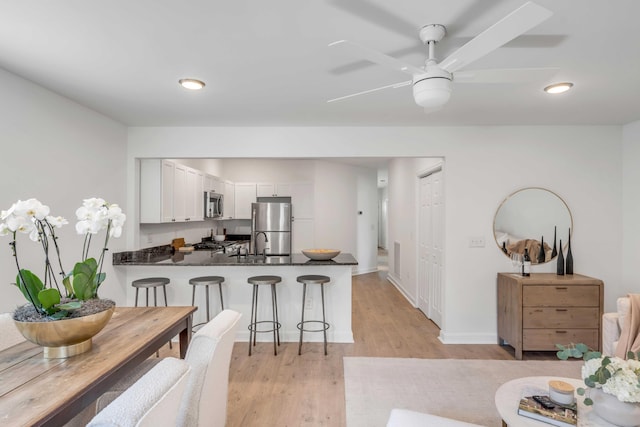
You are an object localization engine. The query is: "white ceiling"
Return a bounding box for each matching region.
[1,0,639,127]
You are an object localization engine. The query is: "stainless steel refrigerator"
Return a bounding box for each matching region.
[251,202,292,256]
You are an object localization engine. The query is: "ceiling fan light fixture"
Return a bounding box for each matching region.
[544,82,573,94]
[413,77,452,108]
[179,78,206,90]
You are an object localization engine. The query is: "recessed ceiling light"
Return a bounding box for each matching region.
[179,79,206,90]
[544,82,573,94]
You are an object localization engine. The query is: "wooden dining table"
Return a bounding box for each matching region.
[0,305,196,427]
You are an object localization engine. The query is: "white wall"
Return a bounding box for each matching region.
[128,125,625,343]
[622,120,640,295]
[0,68,128,313]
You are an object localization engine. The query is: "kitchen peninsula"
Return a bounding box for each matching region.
[113,246,357,343]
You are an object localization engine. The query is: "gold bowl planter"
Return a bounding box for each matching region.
[14,306,115,358]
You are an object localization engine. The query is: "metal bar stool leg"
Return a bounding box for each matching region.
[134,288,139,307]
[205,285,210,322]
[270,283,278,356]
[249,284,258,356]
[272,283,280,345]
[321,283,327,356]
[145,288,149,307]
[298,283,307,355]
[218,282,225,310]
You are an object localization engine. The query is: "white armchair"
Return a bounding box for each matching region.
[94,309,242,427]
[602,296,631,356]
[88,357,191,427]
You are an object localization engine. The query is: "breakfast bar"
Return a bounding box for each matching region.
[113,247,358,343]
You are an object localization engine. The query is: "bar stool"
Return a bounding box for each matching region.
[296,275,330,356]
[247,275,282,356]
[132,277,172,351]
[188,276,225,329]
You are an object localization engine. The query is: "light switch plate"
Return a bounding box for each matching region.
[469,237,485,248]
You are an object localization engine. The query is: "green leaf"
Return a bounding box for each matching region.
[584,351,602,361]
[57,301,82,311]
[556,350,569,360]
[38,288,61,309]
[15,270,45,309]
[50,310,69,319]
[583,397,593,406]
[62,275,74,298]
[71,258,99,301]
[575,343,590,354]
[577,388,585,396]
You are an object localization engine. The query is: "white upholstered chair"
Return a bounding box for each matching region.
[602,296,630,356]
[0,312,25,351]
[88,357,191,427]
[386,408,485,427]
[95,309,241,427]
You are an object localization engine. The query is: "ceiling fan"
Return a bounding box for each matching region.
[328,1,557,111]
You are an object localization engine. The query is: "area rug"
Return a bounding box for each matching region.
[344,357,582,427]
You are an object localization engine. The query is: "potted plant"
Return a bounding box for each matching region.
[556,343,640,426]
[0,197,126,357]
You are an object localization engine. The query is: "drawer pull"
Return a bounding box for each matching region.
[555,309,568,312]
[555,287,568,291]
[555,331,568,334]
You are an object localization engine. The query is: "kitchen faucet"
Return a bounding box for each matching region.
[254,231,269,258]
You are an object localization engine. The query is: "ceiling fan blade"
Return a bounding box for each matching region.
[329,40,423,76]
[439,1,553,73]
[454,67,559,84]
[327,80,411,103]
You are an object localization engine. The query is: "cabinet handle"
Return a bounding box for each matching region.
[556,309,568,312]
[555,287,568,291]
[555,330,567,334]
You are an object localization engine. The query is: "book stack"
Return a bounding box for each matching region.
[518,395,577,427]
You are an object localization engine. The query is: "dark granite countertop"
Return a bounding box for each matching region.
[113,245,357,266]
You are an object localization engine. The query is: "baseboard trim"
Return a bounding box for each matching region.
[438,331,498,345]
[386,273,416,307]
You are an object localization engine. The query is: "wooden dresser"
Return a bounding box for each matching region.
[497,273,604,360]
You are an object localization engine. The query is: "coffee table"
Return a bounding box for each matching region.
[495,376,615,427]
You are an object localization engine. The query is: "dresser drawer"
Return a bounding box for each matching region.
[523,329,599,351]
[523,307,600,328]
[523,285,600,307]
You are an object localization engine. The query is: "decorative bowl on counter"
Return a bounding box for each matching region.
[213,235,226,242]
[302,249,341,260]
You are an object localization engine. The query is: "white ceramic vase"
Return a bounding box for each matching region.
[590,388,640,427]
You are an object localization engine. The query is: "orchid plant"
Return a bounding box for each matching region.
[557,343,640,404]
[0,197,125,319]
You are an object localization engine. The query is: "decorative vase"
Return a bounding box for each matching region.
[556,239,565,275]
[565,228,573,274]
[13,306,115,358]
[590,388,640,427]
[551,226,558,258]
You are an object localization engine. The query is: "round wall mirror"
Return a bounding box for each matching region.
[493,187,572,264]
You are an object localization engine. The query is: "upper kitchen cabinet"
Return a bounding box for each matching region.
[256,182,292,198]
[204,174,224,194]
[185,167,204,221]
[222,180,235,219]
[234,183,256,219]
[140,159,204,223]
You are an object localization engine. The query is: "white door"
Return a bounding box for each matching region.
[418,169,444,328]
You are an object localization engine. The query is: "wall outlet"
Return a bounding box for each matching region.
[305,297,313,310]
[469,237,485,248]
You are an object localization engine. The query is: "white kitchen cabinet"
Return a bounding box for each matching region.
[223,180,235,219]
[185,167,204,221]
[256,182,293,198]
[234,183,256,219]
[204,174,223,194]
[140,159,204,223]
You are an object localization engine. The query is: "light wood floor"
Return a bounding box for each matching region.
[162,270,555,426]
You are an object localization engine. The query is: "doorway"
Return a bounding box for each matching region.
[417,165,444,328]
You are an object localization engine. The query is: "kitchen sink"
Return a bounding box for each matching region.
[229,254,289,264]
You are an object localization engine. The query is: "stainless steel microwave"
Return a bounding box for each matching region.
[204,191,224,219]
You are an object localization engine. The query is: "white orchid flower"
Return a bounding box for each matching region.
[46,215,68,228]
[6,215,33,234]
[0,223,10,236]
[14,198,50,220]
